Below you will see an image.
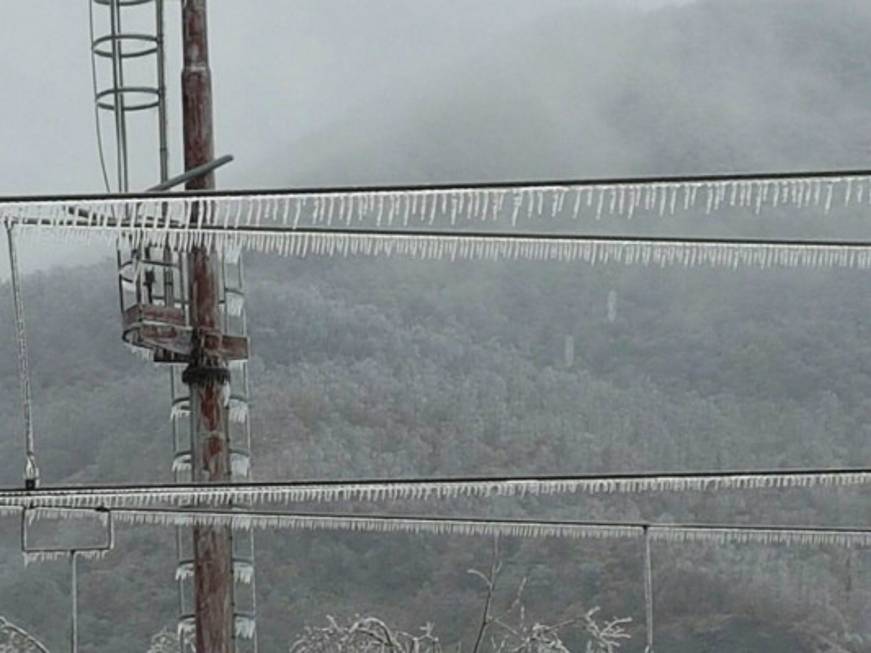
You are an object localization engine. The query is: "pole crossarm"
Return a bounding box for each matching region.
[0,467,867,511]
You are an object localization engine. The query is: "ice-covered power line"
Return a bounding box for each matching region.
[0,468,868,511]
[13,506,871,549]
[4,225,39,489]
[6,165,871,204]
[4,168,871,268]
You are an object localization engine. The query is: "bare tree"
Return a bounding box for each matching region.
[468,537,631,653]
[290,538,631,653]
[289,616,441,653]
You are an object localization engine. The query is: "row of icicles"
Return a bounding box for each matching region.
[7,225,871,270]
[3,174,871,269]
[5,174,871,227]
[1,471,868,509]
[13,507,871,552]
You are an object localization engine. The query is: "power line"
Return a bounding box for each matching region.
[22,505,871,548]
[1,467,867,510]
[12,212,871,250]
[4,166,871,204]
[4,168,871,268]
[4,225,38,489]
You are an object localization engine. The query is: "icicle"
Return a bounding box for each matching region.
[235,615,256,639]
[229,398,249,424]
[26,507,868,551]
[4,177,871,272]
[6,470,871,515]
[649,526,871,549]
[77,549,110,562]
[177,559,253,583]
[23,550,68,565]
[124,342,154,362]
[231,452,251,478]
[171,454,191,473]
[225,292,245,317]
[825,182,834,213]
[177,617,195,641]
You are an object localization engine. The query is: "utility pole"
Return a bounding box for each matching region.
[180,2,236,651]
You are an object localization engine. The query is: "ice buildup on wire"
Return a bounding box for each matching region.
[4,171,871,270]
[178,615,255,641]
[35,507,871,549]
[2,470,867,511]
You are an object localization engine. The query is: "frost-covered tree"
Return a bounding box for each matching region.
[289,539,631,653]
[145,627,196,653]
[0,616,49,653]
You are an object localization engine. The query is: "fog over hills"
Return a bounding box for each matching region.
[1,1,871,652]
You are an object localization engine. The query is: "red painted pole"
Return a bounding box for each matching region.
[180,2,235,651]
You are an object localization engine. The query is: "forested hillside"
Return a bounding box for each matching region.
[1,0,871,651]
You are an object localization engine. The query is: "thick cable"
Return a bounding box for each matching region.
[643,527,654,653]
[17,505,871,548]
[5,166,871,204]
[87,0,114,193]
[4,225,38,488]
[0,467,868,510]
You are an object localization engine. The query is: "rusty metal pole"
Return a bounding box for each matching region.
[180,2,236,652]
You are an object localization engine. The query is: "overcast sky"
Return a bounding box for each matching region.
[0,0,696,275]
[0,0,695,192]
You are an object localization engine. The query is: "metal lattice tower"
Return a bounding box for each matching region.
[89,1,257,649]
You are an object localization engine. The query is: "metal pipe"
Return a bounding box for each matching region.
[148,155,234,191]
[643,527,654,653]
[155,0,169,185]
[70,552,79,653]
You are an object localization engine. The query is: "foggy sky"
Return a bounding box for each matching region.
[0,0,689,277]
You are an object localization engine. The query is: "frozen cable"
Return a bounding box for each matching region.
[21,506,871,549]
[4,225,38,489]
[643,527,654,653]
[0,467,868,509]
[87,0,113,194]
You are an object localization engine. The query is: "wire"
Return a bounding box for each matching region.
[4,165,871,203]
[11,207,871,251]
[22,505,871,547]
[643,527,654,653]
[0,467,868,509]
[88,0,113,193]
[4,225,38,489]
[10,208,871,251]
